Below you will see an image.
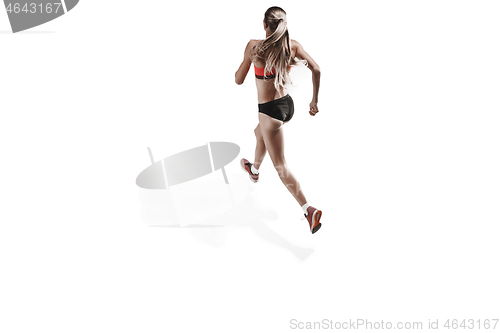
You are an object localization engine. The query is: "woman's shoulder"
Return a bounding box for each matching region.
[248,39,263,47]
[290,39,301,50]
[246,39,264,63]
[244,39,261,54]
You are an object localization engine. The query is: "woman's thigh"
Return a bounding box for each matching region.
[258,113,285,165]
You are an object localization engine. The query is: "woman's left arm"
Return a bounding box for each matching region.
[235,40,256,85]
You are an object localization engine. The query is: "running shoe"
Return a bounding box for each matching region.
[304,206,322,234]
[240,158,259,183]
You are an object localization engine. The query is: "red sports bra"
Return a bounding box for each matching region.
[254,65,291,79]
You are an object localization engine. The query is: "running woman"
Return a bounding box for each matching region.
[235,6,323,234]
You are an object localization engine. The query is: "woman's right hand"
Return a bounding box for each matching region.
[293,40,321,117]
[309,101,319,116]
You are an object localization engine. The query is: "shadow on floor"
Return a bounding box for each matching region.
[143,180,314,261]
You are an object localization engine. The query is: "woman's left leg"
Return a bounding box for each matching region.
[253,124,266,170]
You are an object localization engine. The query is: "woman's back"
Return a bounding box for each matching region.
[251,39,298,103]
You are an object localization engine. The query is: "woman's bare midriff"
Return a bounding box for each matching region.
[255,78,288,104]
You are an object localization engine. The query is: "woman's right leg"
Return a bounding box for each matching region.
[258,112,322,233]
[253,124,266,169]
[258,113,307,206]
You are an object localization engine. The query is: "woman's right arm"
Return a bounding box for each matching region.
[293,40,321,116]
[235,40,257,85]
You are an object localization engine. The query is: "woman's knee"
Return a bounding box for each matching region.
[271,156,286,171]
[254,125,264,141]
[273,162,288,178]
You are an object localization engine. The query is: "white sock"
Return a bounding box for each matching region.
[302,203,310,215]
[251,165,259,175]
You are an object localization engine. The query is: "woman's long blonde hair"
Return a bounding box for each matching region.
[250,7,305,91]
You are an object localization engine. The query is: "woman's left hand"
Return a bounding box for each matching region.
[309,101,319,116]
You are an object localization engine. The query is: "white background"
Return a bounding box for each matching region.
[1,0,499,332]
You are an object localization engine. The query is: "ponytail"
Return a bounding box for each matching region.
[250,7,294,91]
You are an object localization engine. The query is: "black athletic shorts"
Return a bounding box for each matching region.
[258,94,294,122]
